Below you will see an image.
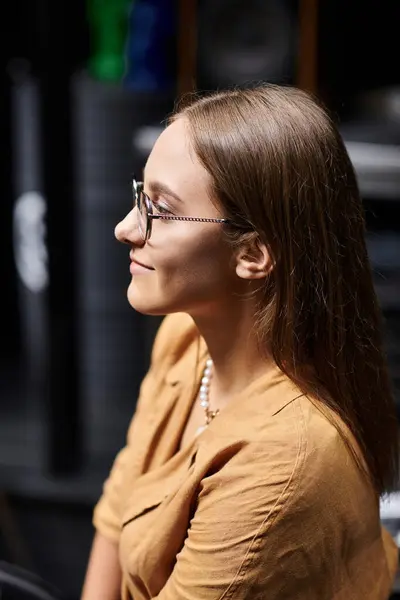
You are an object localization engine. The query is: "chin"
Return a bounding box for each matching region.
[126,283,173,317]
[127,293,165,316]
[125,275,210,318]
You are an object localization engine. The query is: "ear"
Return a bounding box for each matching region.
[235,236,273,280]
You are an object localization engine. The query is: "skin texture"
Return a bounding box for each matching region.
[81,533,121,600]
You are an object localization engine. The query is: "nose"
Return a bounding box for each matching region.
[114,208,144,246]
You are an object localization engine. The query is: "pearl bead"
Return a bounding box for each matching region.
[198,358,218,428]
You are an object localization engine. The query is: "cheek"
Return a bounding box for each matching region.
[129,227,236,314]
[156,228,232,289]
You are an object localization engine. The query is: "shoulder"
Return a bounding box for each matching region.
[268,395,370,487]
[293,395,368,479]
[265,396,376,517]
[200,392,375,520]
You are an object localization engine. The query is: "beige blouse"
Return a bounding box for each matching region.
[93,312,398,599]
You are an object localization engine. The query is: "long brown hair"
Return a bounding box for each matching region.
[171,84,399,496]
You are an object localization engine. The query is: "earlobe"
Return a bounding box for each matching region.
[235,238,273,280]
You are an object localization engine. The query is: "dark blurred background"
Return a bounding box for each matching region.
[0,1,399,598]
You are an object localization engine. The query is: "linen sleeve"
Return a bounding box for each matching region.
[92,445,132,542]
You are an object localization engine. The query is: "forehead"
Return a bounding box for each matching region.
[144,118,211,193]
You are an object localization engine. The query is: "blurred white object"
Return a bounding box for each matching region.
[380,492,400,520]
[13,191,49,294]
[345,141,400,199]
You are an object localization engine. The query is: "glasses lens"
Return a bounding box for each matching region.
[135,184,147,240]
[139,192,149,240]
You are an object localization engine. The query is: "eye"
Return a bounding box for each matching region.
[153,201,174,216]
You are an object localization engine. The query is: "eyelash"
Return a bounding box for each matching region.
[153,201,173,216]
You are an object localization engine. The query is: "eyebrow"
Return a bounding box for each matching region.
[144,176,183,204]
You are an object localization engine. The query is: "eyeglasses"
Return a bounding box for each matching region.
[132,179,231,242]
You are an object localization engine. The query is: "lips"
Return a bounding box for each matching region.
[129,252,154,270]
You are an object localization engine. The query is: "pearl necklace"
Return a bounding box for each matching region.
[199,358,219,426]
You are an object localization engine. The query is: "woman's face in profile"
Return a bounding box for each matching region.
[115,118,239,317]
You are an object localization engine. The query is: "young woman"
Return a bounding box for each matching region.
[81,84,399,599]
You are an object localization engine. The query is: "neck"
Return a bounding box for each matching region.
[191,301,275,400]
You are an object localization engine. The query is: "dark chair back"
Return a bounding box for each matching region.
[0,561,66,600]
